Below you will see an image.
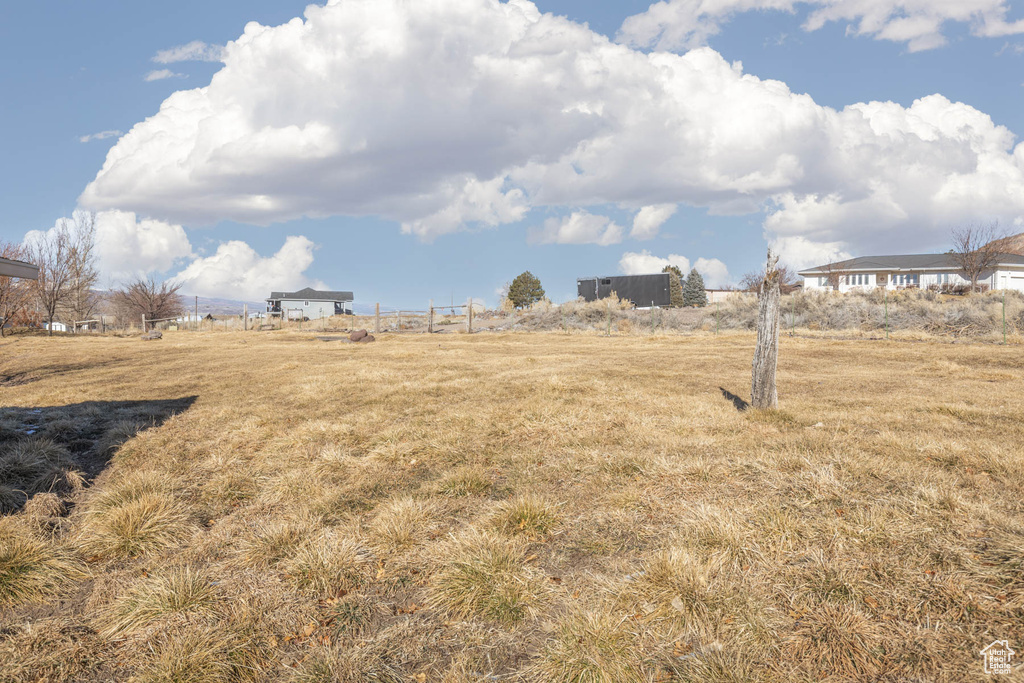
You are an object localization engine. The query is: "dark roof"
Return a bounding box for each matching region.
[798,252,1024,275]
[267,287,353,301]
[0,255,39,279]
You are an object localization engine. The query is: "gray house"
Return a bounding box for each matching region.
[266,287,354,319]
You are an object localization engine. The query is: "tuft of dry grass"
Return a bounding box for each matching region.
[437,465,493,497]
[428,530,543,626]
[99,566,222,637]
[493,494,560,538]
[289,645,403,683]
[786,602,886,679]
[0,520,86,606]
[281,530,370,595]
[77,490,194,560]
[0,438,85,513]
[367,496,436,552]
[535,610,646,683]
[134,627,237,683]
[236,520,309,569]
[625,547,731,621]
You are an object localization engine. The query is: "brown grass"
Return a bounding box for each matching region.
[1,329,1022,681]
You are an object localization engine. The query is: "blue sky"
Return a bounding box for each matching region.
[3,0,1024,308]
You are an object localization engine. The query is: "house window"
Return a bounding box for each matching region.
[601,279,611,285]
[304,301,309,306]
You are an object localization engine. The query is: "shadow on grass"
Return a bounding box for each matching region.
[719,387,750,412]
[0,396,197,514]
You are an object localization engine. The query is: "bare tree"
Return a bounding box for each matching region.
[740,264,801,294]
[0,241,32,336]
[62,212,101,328]
[111,277,184,327]
[28,220,75,336]
[751,250,781,410]
[950,222,1007,292]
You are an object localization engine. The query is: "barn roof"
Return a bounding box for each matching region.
[267,287,353,301]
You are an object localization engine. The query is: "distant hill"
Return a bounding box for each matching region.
[182,295,266,316]
[990,232,1024,255]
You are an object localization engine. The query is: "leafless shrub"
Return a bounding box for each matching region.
[111,276,184,327]
[950,222,1008,292]
[0,241,32,336]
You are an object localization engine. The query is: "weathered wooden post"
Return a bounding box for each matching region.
[194,296,199,332]
[244,304,248,331]
[375,303,380,335]
[466,298,473,334]
[142,314,147,333]
[751,250,781,410]
[428,300,434,334]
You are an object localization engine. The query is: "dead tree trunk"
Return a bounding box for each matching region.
[751,250,781,409]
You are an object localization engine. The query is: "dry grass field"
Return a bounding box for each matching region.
[1,330,1022,682]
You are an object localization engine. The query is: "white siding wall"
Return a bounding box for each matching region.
[279,299,341,319]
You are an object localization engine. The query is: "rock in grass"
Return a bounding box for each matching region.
[357,334,375,343]
[349,329,368,342]
[141,331,163,341]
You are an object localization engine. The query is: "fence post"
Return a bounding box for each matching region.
[716,301,720,336]
[884,287,889,340]
[375,303,380,334]
[606,302,611,336]
[790,296,795,336]
[244,304,248,331]
[142,314,147,333]
[194,296,199,332]
[466,298,473,334]
[1003,288,1007,345]
[428,300,433,334]
[651,301,655,334]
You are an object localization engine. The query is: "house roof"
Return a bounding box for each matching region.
[0,255,39,279]
[267,287,353,301]
[798,252,1024,276]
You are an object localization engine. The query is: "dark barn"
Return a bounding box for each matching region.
[576,273,672,307]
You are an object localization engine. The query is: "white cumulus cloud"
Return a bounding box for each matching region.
[26,210,193,281]
[79,130,122,143]
[153,40,226,64]
[530,211,625,246]
[619,249,731,287]
[95,210,193,279]
[619,0,1024,53]
[693,256,731,288]
[174,235,325,300]
[78,0,1024,266]
[144,69,186,82]
[631,204,677,240]
[620,249,691,275]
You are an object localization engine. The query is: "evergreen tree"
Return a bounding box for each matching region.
[662,265,685,308]
[682,268,708,307]
[507,271,545,309]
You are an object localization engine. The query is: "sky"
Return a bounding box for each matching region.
[3,0,1024,308]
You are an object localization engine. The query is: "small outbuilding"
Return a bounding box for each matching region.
[577,274,671,308]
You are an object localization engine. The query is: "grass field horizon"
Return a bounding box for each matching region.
[2,330,1022,681]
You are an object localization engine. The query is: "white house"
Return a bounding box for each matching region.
[798,253,1024,293]
[266,287,354,320]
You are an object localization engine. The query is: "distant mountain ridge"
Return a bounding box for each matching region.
[990,232,1024,256]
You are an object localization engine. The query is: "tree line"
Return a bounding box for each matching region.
[0,212,184,336]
